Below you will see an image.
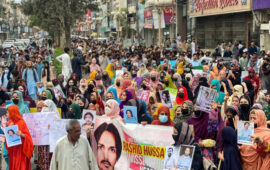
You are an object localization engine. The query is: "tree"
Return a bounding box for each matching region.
[21,0,97,48]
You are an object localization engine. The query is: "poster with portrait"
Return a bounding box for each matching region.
[160,90,173,108]
[163,146,179,170]
[0,107,8,132]
[82,109,96,130]
[124,106,138,124]
[91,117,174,170]
[195,86,217,113]
[177,145,195,170]
[4,125,22,147]
[237,121,254,145]
[165,88,177,103]
[139,90,150,103]
[54,85,65,101]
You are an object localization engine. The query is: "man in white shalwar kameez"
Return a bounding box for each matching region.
[56,47,72,86]
[50,120,98,170]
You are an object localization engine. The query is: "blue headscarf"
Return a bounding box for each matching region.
[107,88,121,104]
[211,79,225,105]
[7,91,30,115]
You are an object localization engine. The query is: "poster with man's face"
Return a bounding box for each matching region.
[82,109,96,130]
[177,145,195,170]
[163,146,179,170]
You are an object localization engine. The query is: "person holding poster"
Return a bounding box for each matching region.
[240,110,270,170]
[5,105,33,170]
[50,119,98,170]
[172,122,203,170]
[152,106,174,126]
[104,99,123,121]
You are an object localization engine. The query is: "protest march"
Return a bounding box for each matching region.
[0,37,270,170]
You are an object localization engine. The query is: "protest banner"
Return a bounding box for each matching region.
[124,106,138,124]
[49,119,86,152]
[195,86,217,113]
[90,116,174,170]
[23,112,57,146]
[82,109,96,130]
[237,121,254,145]
[4,125,22,147]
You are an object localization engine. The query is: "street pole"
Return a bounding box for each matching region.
[158,8,161,47]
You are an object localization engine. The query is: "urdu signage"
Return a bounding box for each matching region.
[189,0,251,17]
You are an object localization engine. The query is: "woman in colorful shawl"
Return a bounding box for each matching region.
[9,91,30,115]
[5,105,33,170]
[119,90,133,117]
[67,104,82,119]
[163,75,177,89]
[86,71,97,86]
[104,99,123,121]
[240,110,270,170]
[106,88,121,103]
[105,63,114,79]
[176,86,190,105]
[151,106,174,126]
[149,71,159,90]
[173,101,193,124]
[211,79,225,105]
[188,108,224,164]
[172,122,203,170]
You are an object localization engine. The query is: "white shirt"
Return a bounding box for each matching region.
[50,136,98,170]
[56,53,72,81]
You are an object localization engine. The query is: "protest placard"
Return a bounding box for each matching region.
[49,119,86,152]
[160,90,173,108]
[4,125,22,147]
[165,88,177,103]
[139,90,150,103]
[54,85,65,101]
[163,146,179,170]
[82,109,96,130]
[124,106,138,124]
[90,117,174,170]
[195,86,217,113]
[177,145,195,170]
[23,112,57,145]
[237,121,254,145]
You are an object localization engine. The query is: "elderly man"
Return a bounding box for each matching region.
[50,120,97,170]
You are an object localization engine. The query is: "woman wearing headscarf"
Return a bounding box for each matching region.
[182,79,194,102]
[239,95,252,121]
[79,78,87,95]
[172,73,182,88]
[240,110,270,170]
[151,106,174,126]
[86,71,97,86]
[121,80,132,92]
[228,60,241,86]
[211,79,225,105]
[149,71,159,90]
[101,71,111,88]
[220,126,242,170]
[173,101,193,124]
[227,85,244,105]
[114,77,124,98]
[244,68,260,98]
[42,99,60,118]
[137,63,149,77]
[105,63,115,79]
[89,58,101,73]
[88,92,104,116]
[147,93,162,118]
[18,85,36,108]
[172,122,203,170]
[5,105,33,170]
[224,106,240,130]
[130,69,143,89]
[119,90,133,117]
[104,99,123,121]
[9,91,30,115]
[163,75,177,89]
[41,61,52,87]
[242,79,255,105]
[176,86,190,105]
[67,104,82,119]
[188,108,224,164]
[194,77,209,99]
[106,88,121,103]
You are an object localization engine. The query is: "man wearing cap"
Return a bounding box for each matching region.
[239,49,249,71]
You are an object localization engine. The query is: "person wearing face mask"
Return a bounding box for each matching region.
[210,79,225,105]
[159,71,167,83]
[67,103,82,119]
[22,61,40,100]
[240,110,270,170]
[130,69,143,89]
[137,64,149,77]
[224,106,240,130]
[239,95,251,121]
[101,71,111,88]
[163,75,177,89]
[188,107,224,164]
[114,77,124,98]
[42,99,60,118]
[149,71,159,90]
[151,106,174,126]
[172,73,182,88]
[8,91,30,115]
[18,85,36,108]
[103,99,123,121]
[173,101,194,124]
[176,86,190,105]
[0,66,13,91]
[172,122,203,170]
